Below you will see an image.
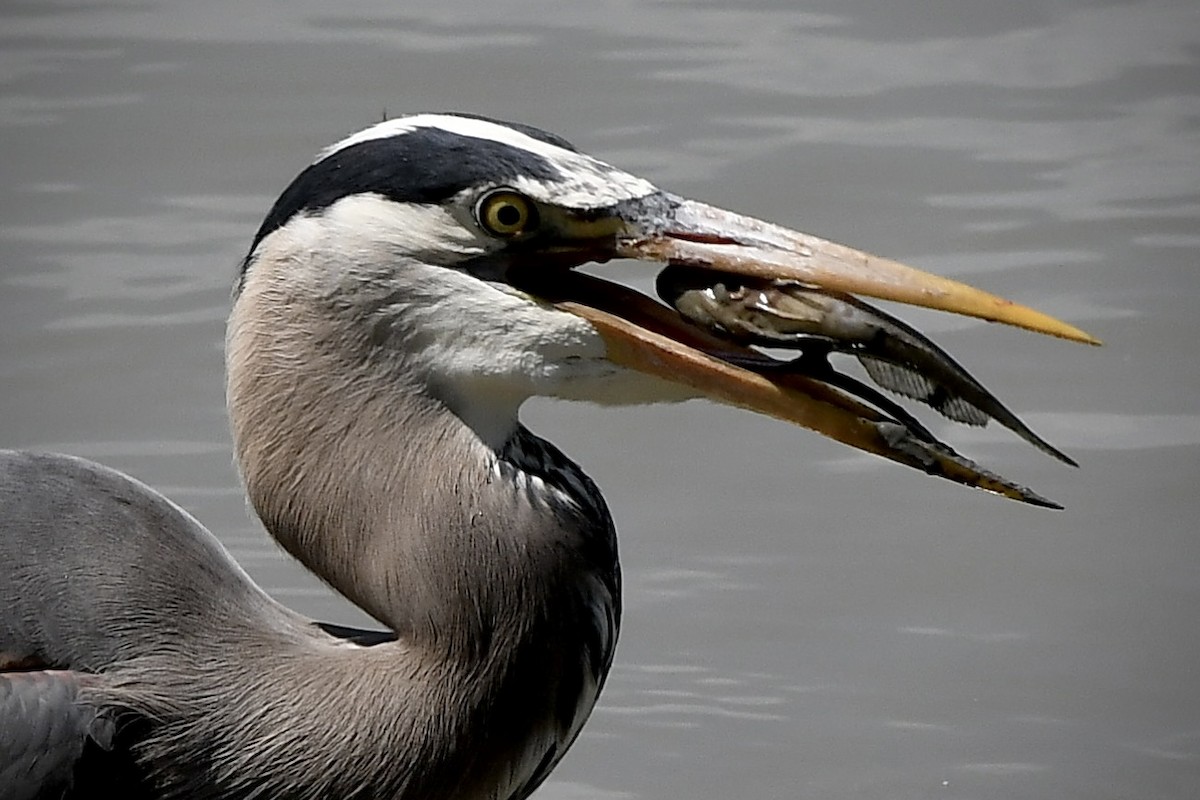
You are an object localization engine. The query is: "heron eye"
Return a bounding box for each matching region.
[476,190,537,238]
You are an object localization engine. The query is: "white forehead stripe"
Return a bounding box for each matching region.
[318,114,572,162]
[318,114,659,208]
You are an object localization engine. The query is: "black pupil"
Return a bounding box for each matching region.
[495,202,522,228]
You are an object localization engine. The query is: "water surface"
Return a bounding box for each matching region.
[2,2,1198,798]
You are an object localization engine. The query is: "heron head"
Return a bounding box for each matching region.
[235,113,1095,505]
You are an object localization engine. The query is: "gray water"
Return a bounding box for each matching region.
[2,1,1199,798]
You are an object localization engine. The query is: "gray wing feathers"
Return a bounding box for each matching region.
[0,670,112,800]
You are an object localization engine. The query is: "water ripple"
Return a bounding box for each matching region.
[957,762,1049,776]
[954,412,1200,451]
[539,782,635,800]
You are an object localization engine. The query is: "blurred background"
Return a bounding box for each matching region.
[2,1,1198,798]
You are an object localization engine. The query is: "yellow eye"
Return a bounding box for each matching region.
[476,189,537,238]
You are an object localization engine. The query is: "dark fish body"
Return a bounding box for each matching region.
[657,266,1076,466]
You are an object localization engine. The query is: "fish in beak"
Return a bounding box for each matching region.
[513,192,1099,508]
[654,264,1078,467]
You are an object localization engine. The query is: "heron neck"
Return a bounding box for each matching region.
[225,278,618,659]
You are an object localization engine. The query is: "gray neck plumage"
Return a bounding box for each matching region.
[226,256,619,666]
[212,257,622,798]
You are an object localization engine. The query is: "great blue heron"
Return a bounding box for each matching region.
[0,113,1097,799]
